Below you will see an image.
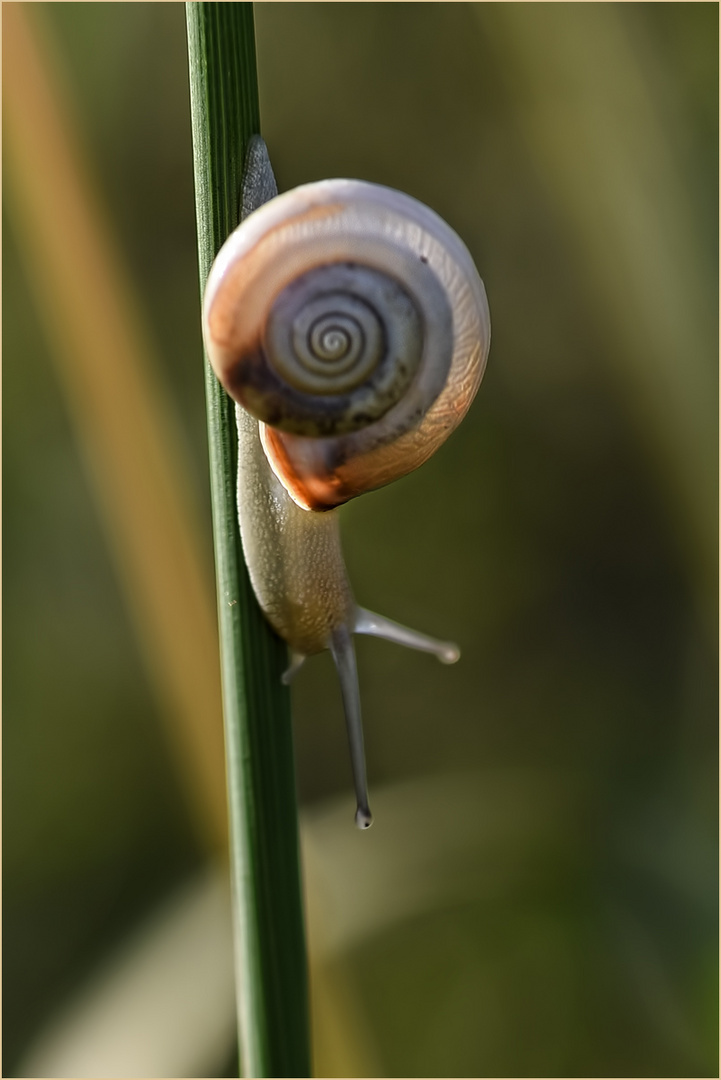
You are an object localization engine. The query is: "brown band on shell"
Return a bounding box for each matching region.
[203,179,491,509]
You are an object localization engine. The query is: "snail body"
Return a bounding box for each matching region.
[233,397,352,658]
[203,138,490,827]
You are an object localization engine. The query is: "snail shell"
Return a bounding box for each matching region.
[203,179,490,509]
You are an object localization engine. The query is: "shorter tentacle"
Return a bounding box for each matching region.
[353,607,460,664]
[281,651,307,685]
[329,625,373,829]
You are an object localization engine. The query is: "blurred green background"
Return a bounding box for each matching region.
[3,3,718,1077]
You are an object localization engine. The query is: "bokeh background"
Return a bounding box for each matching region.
[3,3,718,1077]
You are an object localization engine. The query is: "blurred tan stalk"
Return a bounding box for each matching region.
[3,5,227,852]
[3,11,382,1073]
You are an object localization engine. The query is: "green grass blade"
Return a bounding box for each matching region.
[185,5,311,1076]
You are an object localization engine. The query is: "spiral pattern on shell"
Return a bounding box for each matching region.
[254,259,436,436]
[203,178,491,509]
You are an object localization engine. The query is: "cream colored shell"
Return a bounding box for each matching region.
[203,179,491,510]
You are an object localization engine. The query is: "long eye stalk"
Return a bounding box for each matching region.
[354,606,460,664]
[328,608,460,829]
[330,625,373,829]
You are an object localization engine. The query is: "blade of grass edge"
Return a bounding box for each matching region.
[185,6,311,1077]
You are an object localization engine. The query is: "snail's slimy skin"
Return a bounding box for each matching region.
[235,401,353,657]
[203,137,490,828]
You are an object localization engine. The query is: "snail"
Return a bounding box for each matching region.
[203,137,490,828]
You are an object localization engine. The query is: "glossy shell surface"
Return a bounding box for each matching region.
[203,179,491,509]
